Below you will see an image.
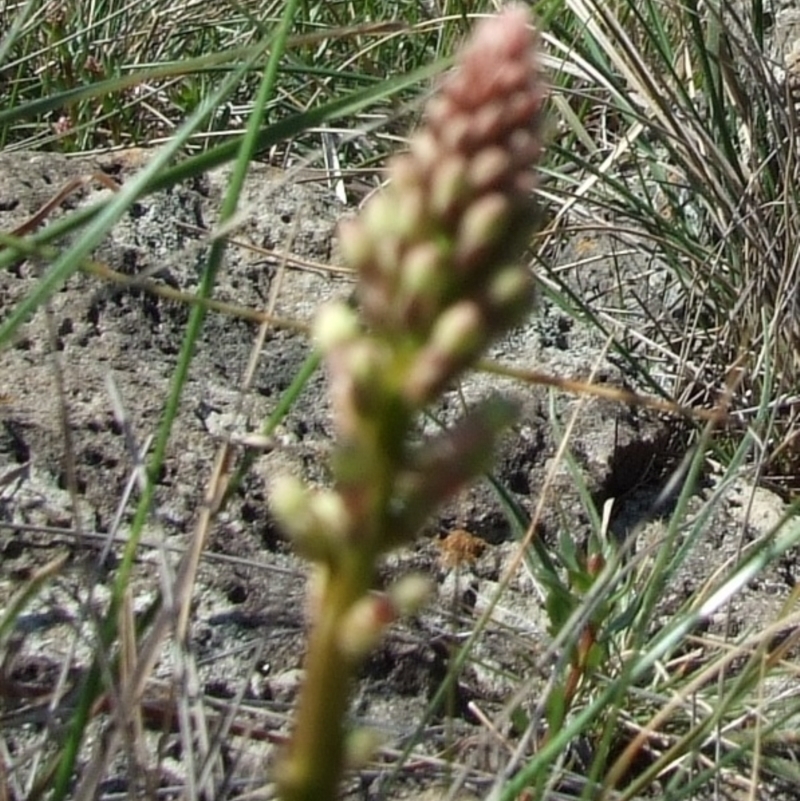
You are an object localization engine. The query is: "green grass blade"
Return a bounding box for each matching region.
[47,6,297,796]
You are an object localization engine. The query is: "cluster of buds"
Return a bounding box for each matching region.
[272,8,546,800]
[321,6,544,421]
[276,5,545,562]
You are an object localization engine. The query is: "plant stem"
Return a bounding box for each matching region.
[278,555,374,801]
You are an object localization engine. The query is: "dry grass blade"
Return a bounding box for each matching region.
[543,0,800,491]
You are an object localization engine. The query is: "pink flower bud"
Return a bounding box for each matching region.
[334,4,543,343]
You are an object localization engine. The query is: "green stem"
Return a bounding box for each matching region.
[278,556,374,801]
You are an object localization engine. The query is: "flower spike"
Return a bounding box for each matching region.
[273,9,546,800]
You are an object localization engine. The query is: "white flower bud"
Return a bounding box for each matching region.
[338,594,395,660]
[270,476,351,563]
[269,475,310,538]
[313,301,360,352]
[388,574,432,616]
[344,728,384,770]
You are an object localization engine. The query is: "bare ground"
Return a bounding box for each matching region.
[0,149,796,800]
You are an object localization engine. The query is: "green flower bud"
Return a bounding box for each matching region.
[363,192,396,238]
[344,728,384,770]
[396,242,451,329]
[402,301,485,405]
[270,476,351,563]
[454,193,511,274]
[310,490,351,539]
[269,474,308,534]
[429,300,484,359]
[430,155,469,220]
[393,185,427,239]
[327,339,390,438]
[484,265,535,326]
[468,146,512,193]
